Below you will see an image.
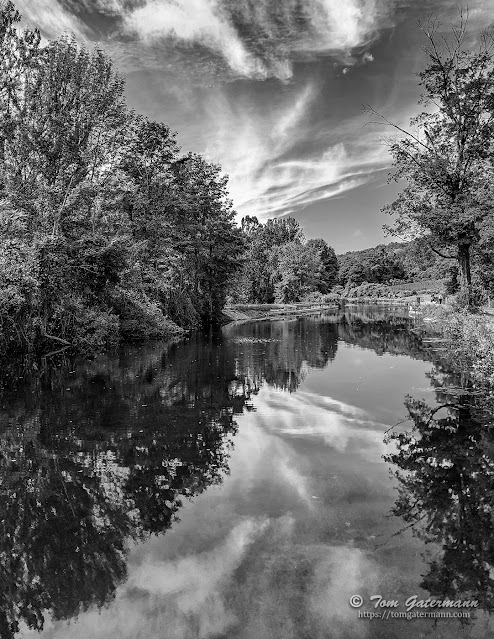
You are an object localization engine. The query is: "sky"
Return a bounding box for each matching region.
[15,0,494,253]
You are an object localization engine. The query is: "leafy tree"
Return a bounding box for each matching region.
[306,238,338,293]
[168,154,244,324]
[377,14,494,307]
[0,3,244,353]
[338,244,405,286]
[273,241,320,303]
[237,216,304,303]
[0,1,40,180]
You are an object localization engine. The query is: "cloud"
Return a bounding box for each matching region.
[119,0,392,81]
[201,84,389,220]
[16,0,88,40]
[122,0,277,79]
[255,387,387,455]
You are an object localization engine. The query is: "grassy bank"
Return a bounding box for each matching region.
[413,304,494,390]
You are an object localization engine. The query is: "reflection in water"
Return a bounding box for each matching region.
[0,336,251,638]
[386,353,494,612]
[1,310,491,638]
[224,315,339,392]
[337,309,427,360]
[0,317,343,637]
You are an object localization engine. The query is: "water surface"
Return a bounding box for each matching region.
[1,309,493,639]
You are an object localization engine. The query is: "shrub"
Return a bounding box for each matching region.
[321,292,341,304]
[111,288,181,341]
[62,299,120,351]
[302,291,324,303]
[345,282,393,299]
[440,312,494,388]
[450,284,487,313]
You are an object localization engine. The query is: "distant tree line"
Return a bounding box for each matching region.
[337,238,494,299]
[228,215,338,304]
[0,2,243,355]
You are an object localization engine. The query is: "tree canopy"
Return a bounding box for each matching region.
[230,216,338,304]
[379,13,494,307]
[0,3,243,356]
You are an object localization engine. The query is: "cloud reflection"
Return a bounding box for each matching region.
[256,387,386,455]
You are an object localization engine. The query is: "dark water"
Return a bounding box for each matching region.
[1,309,493,639]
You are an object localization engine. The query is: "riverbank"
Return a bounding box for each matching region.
[222,302,340,322]
[413,304,494,389]
[222,296,428,323]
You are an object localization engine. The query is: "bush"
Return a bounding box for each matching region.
[343,282,393,299]
[60,298,120,351]
[450,284,487,313]
[321,292,341,304]
[302,291,324,303]
[440,312,494,388]
[111,288,181,341]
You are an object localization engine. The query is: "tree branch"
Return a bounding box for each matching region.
[425,241,457,260]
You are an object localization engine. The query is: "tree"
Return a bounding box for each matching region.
[338,244,405,286]
[273,241,320,303]
[0,2,245,352]
[168,154,244,324]
[0,1,40,180]
[306,238,338,293]
[377,13,494,307]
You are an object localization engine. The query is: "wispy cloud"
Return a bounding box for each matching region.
[118,0,390,81]
[16,0,88,40]
[202,85,388,220]
[122,0,278,80]
[256,387,387,455]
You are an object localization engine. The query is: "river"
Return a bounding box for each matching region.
[1,309,492,639]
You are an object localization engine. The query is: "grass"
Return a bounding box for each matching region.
[415,304,494,390]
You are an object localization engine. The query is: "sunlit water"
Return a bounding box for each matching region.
[1,309,493,639]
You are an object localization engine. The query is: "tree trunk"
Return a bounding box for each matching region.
[457,241,472,307]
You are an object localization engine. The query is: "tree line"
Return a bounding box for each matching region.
[228,215,338,304]
[0,2,243,355]
[337,240,454,288]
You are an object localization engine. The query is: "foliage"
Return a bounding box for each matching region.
[273,241,320,303]
[0,4,243,355]
[380,14,494,307]
[321,292,341,304]
[305,238,338,293]
[435,311,494,386]
[342,281,394,299]
[231,216,339,304]
[449,284,487,313]
[337,240,451,288]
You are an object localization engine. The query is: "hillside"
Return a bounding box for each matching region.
[337,240,453,286]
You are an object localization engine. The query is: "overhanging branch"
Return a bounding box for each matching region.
[425,241,456,260]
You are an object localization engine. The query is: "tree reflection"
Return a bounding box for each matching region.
[224,315,339,392]
[337,311,428,360]
[386,361,494,611]
[0,334,251,638]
